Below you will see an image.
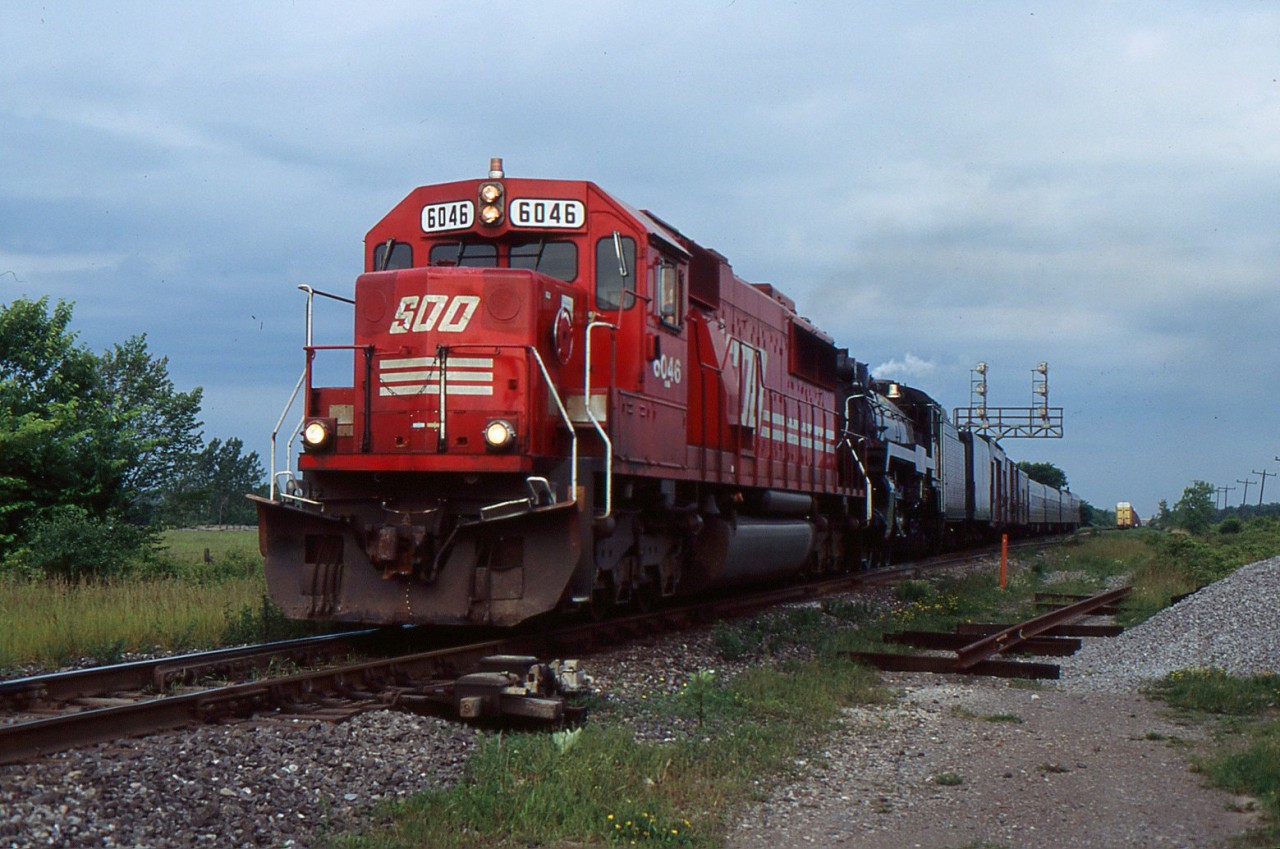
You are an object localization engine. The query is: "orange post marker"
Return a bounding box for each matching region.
[1000,533,1009,589]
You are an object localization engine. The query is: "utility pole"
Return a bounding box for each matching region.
[1218,485,1235,510]
[1237,478,1254,507]
[1253,469,1274,506]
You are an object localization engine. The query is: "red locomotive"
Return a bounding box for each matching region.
[252,159,1078,627]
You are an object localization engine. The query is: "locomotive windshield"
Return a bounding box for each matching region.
[428,241,498,268]
[372,240,413,271]
[509,239,577,281]
[422,238,578,282]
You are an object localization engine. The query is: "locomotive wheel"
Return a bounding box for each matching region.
[633,580,659,613]
[588,573,615,622]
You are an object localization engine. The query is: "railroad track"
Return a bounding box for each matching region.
[0,537,1067,765]
[0,629,390,711]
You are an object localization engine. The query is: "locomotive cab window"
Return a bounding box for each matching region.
[595,234,636,310]
[372,240,412,271]
[655,256,685,329]
[429,241,498,267]
[510,239,578,282]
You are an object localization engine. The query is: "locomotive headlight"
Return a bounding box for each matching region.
[483,418,516,450]
[478,181,504,226]
[302,417,336,450]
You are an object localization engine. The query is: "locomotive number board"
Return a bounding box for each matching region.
[421,200,475,232]
[509,198,585,229]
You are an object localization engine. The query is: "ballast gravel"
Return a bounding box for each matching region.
[0,711,477,848]
[1061,555,1280,690]
[3,556,1278,847]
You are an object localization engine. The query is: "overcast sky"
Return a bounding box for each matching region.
[3,2,1277,517]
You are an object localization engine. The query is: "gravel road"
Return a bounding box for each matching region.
[727,675,1256,848]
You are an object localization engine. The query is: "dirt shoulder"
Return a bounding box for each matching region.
[728,672,1259,849]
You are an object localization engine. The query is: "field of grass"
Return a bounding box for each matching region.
[0,528,270,671]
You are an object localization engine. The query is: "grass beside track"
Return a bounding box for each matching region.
[0,528,271,671]
[1147,669,1280,845]
[336,659,891,849]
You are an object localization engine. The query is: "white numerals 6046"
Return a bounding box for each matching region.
[421,200,474,232]
[509,198,584,229]
[389,294,480,335]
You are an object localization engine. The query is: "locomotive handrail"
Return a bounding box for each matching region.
[526,345,579,501]
[843,393,875,525]
[297,283,355,347]
[584,320,618,519]
[269,367,307,501]
[268,285,357,502]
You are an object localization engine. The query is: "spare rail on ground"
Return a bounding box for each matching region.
[851,586,1131,679]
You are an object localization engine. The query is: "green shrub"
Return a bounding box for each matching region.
[3,505,158,581]
[1218,518,1243,535]
[894,579,933,603]
[1148,669,1280,828]
[1147,668,1280,716]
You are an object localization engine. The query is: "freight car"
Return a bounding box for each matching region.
[251,159,1078,627]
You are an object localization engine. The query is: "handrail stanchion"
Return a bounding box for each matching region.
[584,320,617,519]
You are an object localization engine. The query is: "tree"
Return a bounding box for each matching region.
[1174,480,1216,535]
[158,437,266,526]
[0,298,129,549]
[1079,500,1107,527]
[1017,461,1068,490]
[100,335,204,505]
[0,297,208,567]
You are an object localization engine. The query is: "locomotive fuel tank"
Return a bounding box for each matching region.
[686,515,815,591]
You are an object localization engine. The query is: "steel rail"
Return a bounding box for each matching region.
[0,629,387,708]
[953,586,1131,671]
[0,571,882,764]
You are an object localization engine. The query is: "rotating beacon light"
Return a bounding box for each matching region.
[478,157,505,226]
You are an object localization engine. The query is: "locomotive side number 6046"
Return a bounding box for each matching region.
[510,198,585,229]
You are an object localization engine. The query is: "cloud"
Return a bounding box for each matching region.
[872,353,938,382]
